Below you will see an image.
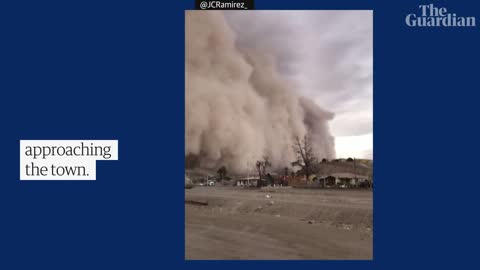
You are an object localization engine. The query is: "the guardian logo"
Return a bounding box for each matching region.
[406,4,476,27]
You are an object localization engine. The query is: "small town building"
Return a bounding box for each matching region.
[235,176,261,187]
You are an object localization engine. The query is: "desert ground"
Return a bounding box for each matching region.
[185,186,373,260]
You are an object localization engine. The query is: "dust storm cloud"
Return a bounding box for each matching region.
[185,11,335,172]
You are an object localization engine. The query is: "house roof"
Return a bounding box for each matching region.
[235,176,261,181]
[317,172,370,179]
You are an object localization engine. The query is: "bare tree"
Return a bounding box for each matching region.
[217,166,227,180]
[255,156,271,187]
[291,135,318,180]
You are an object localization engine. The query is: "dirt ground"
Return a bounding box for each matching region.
[185,186,373,260]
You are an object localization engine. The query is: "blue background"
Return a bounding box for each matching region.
[0,0,478,268]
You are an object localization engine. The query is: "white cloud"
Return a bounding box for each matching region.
[335,133,373,159]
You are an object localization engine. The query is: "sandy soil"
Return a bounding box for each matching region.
[185,186,373,260]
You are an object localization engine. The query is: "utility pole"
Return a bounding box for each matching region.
[353,157,357,187]
[246,160,250,187]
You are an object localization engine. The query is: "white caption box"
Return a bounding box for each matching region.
[20,140,118,180]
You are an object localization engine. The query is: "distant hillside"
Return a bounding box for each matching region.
[316,159,373,178]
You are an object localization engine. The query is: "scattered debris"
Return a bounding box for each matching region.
[265,194,272,199]
[254,206,263,212]
[185,199,208,206]
[339,224,353,231]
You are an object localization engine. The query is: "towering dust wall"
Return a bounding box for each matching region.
[185,11,335,173]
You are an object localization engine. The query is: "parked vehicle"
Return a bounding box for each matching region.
[207,180,215,186]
